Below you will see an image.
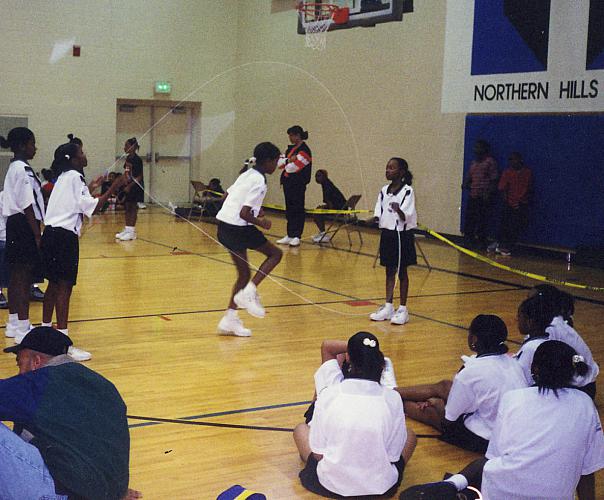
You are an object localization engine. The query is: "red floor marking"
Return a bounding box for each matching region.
[346,301,376,307]
[159,315,172,321]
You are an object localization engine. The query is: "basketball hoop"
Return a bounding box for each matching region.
[297,2,349,50]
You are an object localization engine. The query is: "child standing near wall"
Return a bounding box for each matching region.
[216,142,283,337]
[40,142,123,360]
[0,128,45,342]
[370,158,417,325]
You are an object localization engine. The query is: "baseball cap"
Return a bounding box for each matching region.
[4,326,73,355]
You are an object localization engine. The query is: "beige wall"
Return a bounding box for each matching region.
[0,0,465,234]
[233,0,465,234]
[0,0,239,190]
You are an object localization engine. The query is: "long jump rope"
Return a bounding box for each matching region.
[93,62,406,318]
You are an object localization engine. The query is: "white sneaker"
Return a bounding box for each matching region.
[118,231,137,241]
[380,357,398,388]
[5,323,17,338]
[68,346,92,361]
[391,305,409,325]
[312,232,331,243]
[487,242,499,253]
[370,303,394,321]
[137,202,147,209]
[218,313,252,337]
[276,236,293,245]
[13,323,33,344]
[234,284,265,318]
[115,229,127,239]
[289,237,301,247]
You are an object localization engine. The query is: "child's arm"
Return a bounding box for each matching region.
[576,474,595,500]
[240,206,270,229]
[23,205,41,247]
[92,176,126,215]
[320,340,348,363]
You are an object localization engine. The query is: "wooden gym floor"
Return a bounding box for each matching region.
[1,207,603,499]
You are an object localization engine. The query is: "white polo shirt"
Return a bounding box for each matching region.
[445,353,527,440]
[44,170,98,236]
[374,184,417,231]
[2,160,45,220]
[216,168,267,226]
[514,336,549,386]
[483,387,604,500]
[309,363,406,497]
[0,192,6,241]
[547,316,599,386]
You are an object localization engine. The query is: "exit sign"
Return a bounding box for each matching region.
[154,81,172,94]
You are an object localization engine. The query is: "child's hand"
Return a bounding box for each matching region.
[257,208,265,218]
[259,218,272,230]
[389,202,400,212]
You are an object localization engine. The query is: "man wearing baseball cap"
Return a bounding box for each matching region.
[0,326,141,500]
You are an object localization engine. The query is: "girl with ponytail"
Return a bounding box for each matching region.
[293,332,416,498]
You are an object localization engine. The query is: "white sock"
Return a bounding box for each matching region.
[58,328,69,336]
[17,319,30,331]
[125,226,135,233]
[8,313,18,326]
[41,322,53,327]
[399,304,407,311]
[226,308,237,318]
[445,474,468,491]
[244,282,256,294]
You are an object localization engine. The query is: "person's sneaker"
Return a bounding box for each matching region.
[5,322,17,338]
[276,236,293,245]
[391,305,409,325]
[486,241,499,253]
[30,285,45,301]
[137,202,147,209]
[0,292,7,309]
[497,247,511,256]
[289,237,301,247]
[218,313,252,337]
[380,357,397,388]
[115,229,127,239]
[234,284,265,318]
[13,324,32,344]
[399,481,459,500]
[118,231,137,241]
[312,232,330,243]
[68,346,92,362]
[369,302,394,321]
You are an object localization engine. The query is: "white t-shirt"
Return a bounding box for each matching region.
[309,360,406,497]
[216,168,267,226]
[2,160,45,221]
[445,353,527,440]
[514,336,549,386]
[482,387,604,500]
[547,316,599,386]
[0,192,6,241]
[44,170,98,236]
[374,184,417,231]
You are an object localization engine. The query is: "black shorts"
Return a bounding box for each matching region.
[5,214,44,281]
[300,453,405,499]
[124,183,144,203]
[379,229,417,275]
[440,415,489,454]
[41,226,79,286]
[217,221,267,252]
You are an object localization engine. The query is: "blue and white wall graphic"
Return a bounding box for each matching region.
[442,0,604,112]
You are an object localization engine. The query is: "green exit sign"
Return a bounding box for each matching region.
[154,81,172,94]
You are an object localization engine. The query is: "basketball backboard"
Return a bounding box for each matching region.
[297,0,413,34]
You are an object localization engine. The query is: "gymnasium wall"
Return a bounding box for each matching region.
[232,1,466,235]
[0,0,239,185]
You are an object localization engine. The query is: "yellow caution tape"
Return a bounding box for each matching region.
[262,202,371,215]
[418,225,604,292]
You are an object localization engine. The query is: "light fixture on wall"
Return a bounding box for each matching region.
[154,81,172,95]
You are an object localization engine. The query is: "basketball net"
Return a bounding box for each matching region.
[298,3,349,51]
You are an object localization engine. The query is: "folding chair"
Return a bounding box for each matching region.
[318,194,363,247]
[188,180,209,220]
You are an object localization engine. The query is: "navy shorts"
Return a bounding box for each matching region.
[440,415,489,454]
[217,221,267,252]
[379,229,417,276]
[300,454,405,499]
[41,226,79,286]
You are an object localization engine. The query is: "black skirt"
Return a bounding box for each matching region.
[217,221,267,252]
[41,226,80,285]
[379,229,417,273]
